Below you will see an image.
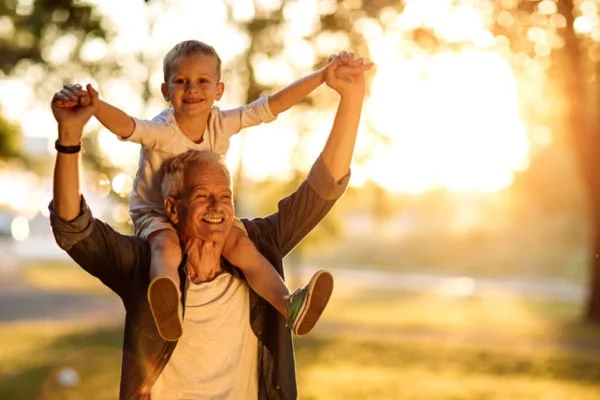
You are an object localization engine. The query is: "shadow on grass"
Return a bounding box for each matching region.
[0,325,122,400]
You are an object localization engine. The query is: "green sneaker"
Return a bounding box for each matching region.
[286,270,334,336]
[148,277,183,342]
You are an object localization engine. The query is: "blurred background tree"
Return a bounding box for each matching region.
[0,116,20,159]
[480,0,600,322]
[0,0,113,94]
[0,0,114,172]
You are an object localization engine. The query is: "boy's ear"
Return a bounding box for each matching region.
[164,197,179,225]
[215,82,224,101]
[161,83,170,101]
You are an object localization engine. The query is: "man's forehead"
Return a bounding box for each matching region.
[184,161,231,186]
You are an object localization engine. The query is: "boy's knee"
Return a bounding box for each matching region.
[148,229,180,253]
[225,226,255,255]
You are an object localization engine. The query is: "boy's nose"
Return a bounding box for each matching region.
[185,82,199,92]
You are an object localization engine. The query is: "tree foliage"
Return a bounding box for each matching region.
[0,0,106,72]
[0,0,115,162]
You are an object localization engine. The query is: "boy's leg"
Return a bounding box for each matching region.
[147,228,183,341]
[222,222,334,336]
[223,225,290,317]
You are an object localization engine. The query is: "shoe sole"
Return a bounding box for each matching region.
[293,270,334,336]
[147,277,182,341]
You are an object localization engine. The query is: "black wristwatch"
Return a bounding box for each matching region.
[55,140,81,154]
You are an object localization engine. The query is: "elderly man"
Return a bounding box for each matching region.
[49,55,369,400]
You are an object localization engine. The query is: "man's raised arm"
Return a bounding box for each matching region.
[321,52,370,181]
[256,54,372,256]
[51,84,98,220]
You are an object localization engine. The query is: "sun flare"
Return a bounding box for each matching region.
[364,49,529,193]
[364,49,528,194]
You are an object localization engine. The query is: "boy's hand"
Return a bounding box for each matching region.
[52,83,98,108]
[184,237,224,283]
[51,83,99,143]
[329,50,367,68]
[325,53,373,97]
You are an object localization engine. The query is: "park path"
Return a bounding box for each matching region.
[1,260,600,359]
[0,263,586,324]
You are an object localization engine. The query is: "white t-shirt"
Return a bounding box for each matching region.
[125,97,276,216]
[151,272,259,400]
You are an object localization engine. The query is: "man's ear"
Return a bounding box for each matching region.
[164,196,179,224]
[161,83,170,101]
[215,82,224,101]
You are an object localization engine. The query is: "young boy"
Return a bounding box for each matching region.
[58,40,368,341]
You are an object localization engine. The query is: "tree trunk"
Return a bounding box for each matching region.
[560,0,600,322]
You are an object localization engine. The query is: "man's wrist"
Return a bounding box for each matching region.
[57,126,83,147]
[339,92,365,103]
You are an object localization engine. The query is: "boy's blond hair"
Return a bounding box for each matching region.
[163,40,222,82]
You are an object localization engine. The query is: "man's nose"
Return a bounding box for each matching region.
[207,194,219,207]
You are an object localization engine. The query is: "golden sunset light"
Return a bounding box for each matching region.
[0,0,533,195]
[2,1,600,399]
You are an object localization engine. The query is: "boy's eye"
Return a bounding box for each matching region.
[174,78,184,84]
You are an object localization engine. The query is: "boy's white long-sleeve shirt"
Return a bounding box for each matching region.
[123,96,276,216]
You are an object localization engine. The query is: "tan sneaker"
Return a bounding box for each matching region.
[147,277,183,341]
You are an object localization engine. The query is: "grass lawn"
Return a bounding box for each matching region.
[1,261,599,399]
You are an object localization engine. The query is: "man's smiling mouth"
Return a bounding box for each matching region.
[202,217,224,224]
[201,212,225,224]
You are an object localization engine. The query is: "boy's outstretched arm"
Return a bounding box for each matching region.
[59,83,135,139]
[267,52,373,117]
[95,98,135,139]
[267,67,327,117]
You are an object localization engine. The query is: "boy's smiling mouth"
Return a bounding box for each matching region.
[183,98,205,104]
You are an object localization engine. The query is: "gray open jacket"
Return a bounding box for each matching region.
[49,156,349,400]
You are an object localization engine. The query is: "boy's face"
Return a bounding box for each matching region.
[161,53,224,118]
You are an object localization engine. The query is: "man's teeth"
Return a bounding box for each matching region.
[202,217,224,224]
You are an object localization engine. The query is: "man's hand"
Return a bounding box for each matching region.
[51,83,99,145]
[325,52,373,98]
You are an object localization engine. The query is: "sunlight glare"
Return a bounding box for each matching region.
[111,172,134,198]
[11,216,30,241]
[366,45,528,193]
